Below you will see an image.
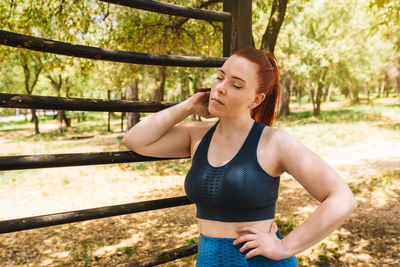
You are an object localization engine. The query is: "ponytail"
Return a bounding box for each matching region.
[250,52,280,126]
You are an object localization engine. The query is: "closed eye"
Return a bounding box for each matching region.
[216,76,242,89]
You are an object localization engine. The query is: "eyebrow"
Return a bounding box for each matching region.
[218,69,247,83]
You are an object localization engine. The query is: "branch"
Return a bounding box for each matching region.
[260,0,289,53]
[206,21,223,33]
[55,0,66,16]
[174,0,223,29]
[30,64,43,92]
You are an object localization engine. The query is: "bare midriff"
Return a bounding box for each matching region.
[197,218,276,238]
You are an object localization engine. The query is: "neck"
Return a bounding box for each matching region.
[216,115,254,138]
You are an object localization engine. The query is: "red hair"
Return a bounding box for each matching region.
[232,47,280,126]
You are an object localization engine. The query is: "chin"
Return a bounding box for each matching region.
[208,106,222,118]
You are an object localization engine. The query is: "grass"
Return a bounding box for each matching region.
[275,101,400,127]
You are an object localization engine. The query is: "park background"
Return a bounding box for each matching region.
[0,0,399,266]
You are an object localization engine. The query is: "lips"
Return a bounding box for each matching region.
[211,98,224,105]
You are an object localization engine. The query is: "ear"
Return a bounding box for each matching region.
[249,93,266,109]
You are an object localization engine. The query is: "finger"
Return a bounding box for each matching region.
[245,248,262,259]
[232,234,257,245]
[239,240,258,253]
[272,221,278,233]
[236,226,261,234]
[268,221,274,233]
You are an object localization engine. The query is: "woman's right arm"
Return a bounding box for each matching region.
[122,91,212,158]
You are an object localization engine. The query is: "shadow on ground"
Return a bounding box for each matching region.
[1,164,399,267]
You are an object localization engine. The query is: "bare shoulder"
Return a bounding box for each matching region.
[265,127,323,174]
[180,120,216,139]
[266,127,297,147]
[259,126,294,148]
[257,126,301,175]
[181,120,217,158]
[264,127,307,160]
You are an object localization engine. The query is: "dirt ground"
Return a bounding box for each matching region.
[0,109,399,266]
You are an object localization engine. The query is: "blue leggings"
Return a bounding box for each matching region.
[196,231,298,267]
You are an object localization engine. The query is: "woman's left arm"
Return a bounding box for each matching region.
[276,129,357,257]
[234,129,357,259]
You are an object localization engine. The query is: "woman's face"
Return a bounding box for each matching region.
[208,55,263,119]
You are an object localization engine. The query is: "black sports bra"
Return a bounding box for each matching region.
[184,119,280,222]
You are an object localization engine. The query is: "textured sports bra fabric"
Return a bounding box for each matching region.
[184,119,280,222]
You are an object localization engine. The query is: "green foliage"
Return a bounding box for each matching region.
[0,0,224,105]
[275,218,299,237]
[123,246,133,256]
[315,254,331,267]
[1,0,399,118]
[369,169,400,191]
[185,238,196,245]
[78,238,93,267]
[276,105,386,126]
[275,0,399,112]
[131,163,147,171]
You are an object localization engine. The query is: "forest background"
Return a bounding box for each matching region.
[0,0,400,266]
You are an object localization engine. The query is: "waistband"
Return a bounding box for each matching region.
[199,229,282,241]
[196,230,298,267]
[196,203,276,222]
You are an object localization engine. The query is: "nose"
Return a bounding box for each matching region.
[215,81,226,95]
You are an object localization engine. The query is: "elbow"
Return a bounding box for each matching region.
[122,134,128,148]
[349,193,357,214]
[345,183,357,214]
[122,133,142,153]
[329,187,357,218]
[341,189,357,217]
[122,135,128,147]
[122,133,134,150]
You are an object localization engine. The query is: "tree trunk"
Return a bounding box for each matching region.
[397,63,400,100]
[126,80,140,130]
[181,77,190,102]
[378,79,384,98]
[260,0,289,53]
[384,70,390,97]
[297,85,302,106]
[63,78,71,128]
[57,84,63,134]
[323,83,332,102]
[326,83,333,103]
[31,109,40,134]
[351,88,360,104]
[278,72,290,117]
[306,80,316,112]
[108,90,112,132]
[48,74,71,133]
[155,66,166,102]
[314,81,323,117]
[21,56,42,135]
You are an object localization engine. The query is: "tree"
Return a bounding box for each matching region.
[273,0,398,116]
[260,0,289,54]
[19,51,43,134]
[253,0,289,116]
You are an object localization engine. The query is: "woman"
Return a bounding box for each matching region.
[122,47,356,266]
